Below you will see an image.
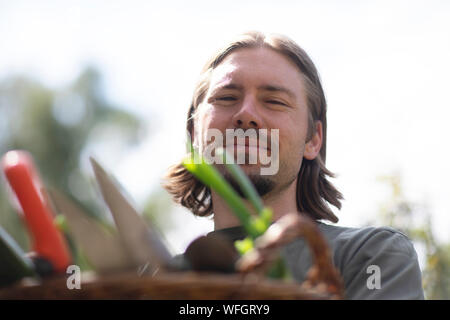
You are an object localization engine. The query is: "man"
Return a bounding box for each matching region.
[164,31,424,299]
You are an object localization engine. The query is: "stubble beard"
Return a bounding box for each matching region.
[222,170,276,198]
[219,159,297,200]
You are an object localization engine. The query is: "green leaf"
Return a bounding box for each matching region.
[234,237,254,255]
[266,257,292,281]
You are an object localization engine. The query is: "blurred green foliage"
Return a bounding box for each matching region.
[370,174,450,299]
[0,67,145,254]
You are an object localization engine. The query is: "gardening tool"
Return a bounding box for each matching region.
[47,157,174,275]
[1,150,72,274]
[0,225,36,286]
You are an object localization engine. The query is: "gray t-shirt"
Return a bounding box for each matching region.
[206,222,424,300]
[281,222,424,299]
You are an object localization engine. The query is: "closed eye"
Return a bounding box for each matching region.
[216,96,237,101]
[266,100,287,106]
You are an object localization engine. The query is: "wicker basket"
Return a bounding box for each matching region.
[0,271,339,300]
[0,214,344,300]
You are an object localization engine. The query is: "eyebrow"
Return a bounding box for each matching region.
[211,83,296,99]
[211,83,243,92]
[258,85,296,99]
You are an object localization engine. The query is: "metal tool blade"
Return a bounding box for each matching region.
[89,157,173,272]
[47,188,134,273]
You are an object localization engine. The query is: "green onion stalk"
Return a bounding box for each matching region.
[182,147,273,255]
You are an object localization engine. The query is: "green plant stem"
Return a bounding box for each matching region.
[217,148,264,214]
[183,153,259,238]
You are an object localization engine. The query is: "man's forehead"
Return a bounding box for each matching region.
[208,61,239,88]
[207,48,305,94]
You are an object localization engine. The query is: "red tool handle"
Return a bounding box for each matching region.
[1,150,71,273]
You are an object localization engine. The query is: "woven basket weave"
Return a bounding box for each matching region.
[0,271,338,300]
[0,214,344,300]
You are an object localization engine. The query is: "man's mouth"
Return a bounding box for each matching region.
[225,142,270,154]
[223,140,272,162]
[225,139,271,151]
[196,128,279,174]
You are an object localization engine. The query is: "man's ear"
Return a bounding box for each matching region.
[304,121,323,160]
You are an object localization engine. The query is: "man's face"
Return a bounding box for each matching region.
[193,47,320,198]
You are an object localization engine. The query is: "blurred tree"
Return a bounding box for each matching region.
[142,188,175,233]
[0,67,145,254]
[368,174,450,299]
[141,188,178,254]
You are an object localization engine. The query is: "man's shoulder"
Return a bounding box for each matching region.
[317,222,416,266]
[318,222,415,256]
[318,222,411,243]
[318,221,409,240]
[316,222,424,299]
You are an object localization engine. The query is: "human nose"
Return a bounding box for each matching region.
[232,95,263,129]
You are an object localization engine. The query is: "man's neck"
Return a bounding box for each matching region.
[212,179,299,230]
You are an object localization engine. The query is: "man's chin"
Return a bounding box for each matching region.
[237,163,262,174]
[221,169,275,198]
[215,162,259,173]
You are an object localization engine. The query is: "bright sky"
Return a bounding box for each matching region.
[1,0,449,254]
